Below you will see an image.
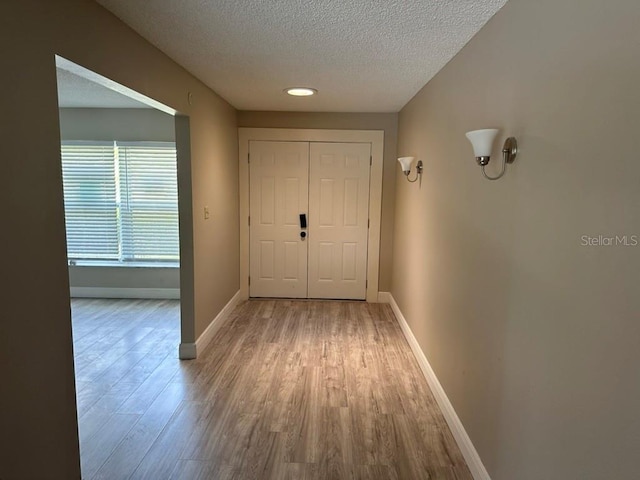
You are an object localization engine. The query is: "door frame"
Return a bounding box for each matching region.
[239,128,384,303]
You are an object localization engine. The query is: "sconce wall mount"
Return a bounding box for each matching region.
[465,129,518,181]
[397,156,423,183]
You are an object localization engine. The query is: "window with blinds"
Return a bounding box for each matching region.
[61,141,179,264]
[61,142,119,260]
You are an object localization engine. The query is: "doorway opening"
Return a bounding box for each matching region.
[55,56,189,477]
[239,128,385,303]
[248,140,372,299]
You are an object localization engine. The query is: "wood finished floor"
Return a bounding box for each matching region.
[72,299,471,480]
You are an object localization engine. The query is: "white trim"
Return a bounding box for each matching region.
[238,128,384,303]
[377,291,392,303]
[70,287,180,299]
[386,293,491,480]
[195,290,242,355]
[178,343,197,360]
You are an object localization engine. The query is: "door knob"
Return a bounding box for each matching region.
[300,231,307,239]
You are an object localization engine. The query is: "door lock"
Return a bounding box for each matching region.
[300,213,307,240]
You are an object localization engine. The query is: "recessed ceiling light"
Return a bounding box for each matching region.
[285,87,317,97]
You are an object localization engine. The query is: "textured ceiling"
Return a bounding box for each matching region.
[96,0,508,112]
[56,68,151,108]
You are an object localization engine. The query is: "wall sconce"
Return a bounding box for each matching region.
[465,129,517,181]
[397,156,423,183]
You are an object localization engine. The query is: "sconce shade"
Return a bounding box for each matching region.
[397,156,415,174]
[465,129,499,157]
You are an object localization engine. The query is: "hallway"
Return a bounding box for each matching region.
[72,299,470,479]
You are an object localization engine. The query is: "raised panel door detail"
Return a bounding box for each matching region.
[318,242,334,280]
[283,242,299,280]
[259,241,275,279]
[260,177,275,225]
[308,142,371,299]
[319,179,335,226]
[343,178,359,226]
[249,141,309,298]
[342,243,357,281]
[284,178,300,226]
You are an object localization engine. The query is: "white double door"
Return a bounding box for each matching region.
[249,141,371,299]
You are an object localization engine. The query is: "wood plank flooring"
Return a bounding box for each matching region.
[72,299,471,479]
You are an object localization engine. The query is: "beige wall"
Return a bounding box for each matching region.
[237,111,398,291]
[1,1,238,478]
[392,0,640,478]
[59,107,175,141]
[68,266,180,291]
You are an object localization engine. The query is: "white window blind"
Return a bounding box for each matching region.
[61,142,119,260]
[119,142,179,261]
[60,141,179,264]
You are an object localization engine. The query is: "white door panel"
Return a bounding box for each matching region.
[249,141,309,298]
[308,142,371,299]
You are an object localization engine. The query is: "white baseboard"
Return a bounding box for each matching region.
[377,291,392,303]
[181,290,242,360]
[386,293,491,480]
[70,287,180,299]
[178,342,197,360]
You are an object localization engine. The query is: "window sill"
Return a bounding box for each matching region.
[68,261,179,269]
